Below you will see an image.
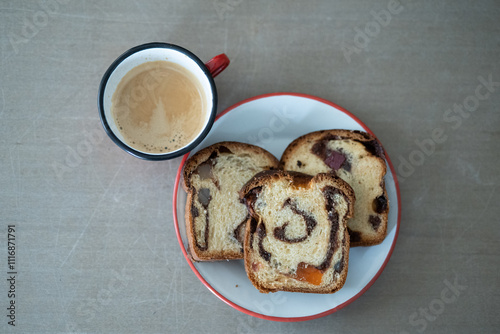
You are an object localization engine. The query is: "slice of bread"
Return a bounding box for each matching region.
[280,129,389,247]
[182,141,279,261]
[240,170,355,293]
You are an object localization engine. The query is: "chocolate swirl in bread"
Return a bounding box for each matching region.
[274,198,317,243]
[182,142,279,261]
[240,170,354,294]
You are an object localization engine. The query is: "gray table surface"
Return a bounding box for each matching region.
[1,0,499,333]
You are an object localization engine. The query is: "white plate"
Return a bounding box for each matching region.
[173,93,401,322]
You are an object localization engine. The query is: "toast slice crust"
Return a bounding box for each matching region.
[182,141,279,261]
[240,170,355,293]
[280,130,389,247]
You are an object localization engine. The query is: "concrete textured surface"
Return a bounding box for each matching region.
[0,0,499,333]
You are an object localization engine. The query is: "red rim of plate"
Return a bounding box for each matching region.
[172,92,401,322]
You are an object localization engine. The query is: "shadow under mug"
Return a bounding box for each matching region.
[98,42,230,160]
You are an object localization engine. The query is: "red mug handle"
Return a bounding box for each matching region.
[205,54,230,78]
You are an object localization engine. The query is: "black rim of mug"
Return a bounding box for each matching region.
[97,42,218,161]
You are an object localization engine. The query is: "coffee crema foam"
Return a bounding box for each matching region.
[111,60,207,154]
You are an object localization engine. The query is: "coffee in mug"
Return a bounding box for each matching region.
[98,43,229,160]
[111,60,207,154]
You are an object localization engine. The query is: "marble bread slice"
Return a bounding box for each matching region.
[182,141,279,261]
[280,129,389,247]
[240,170,354,293]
